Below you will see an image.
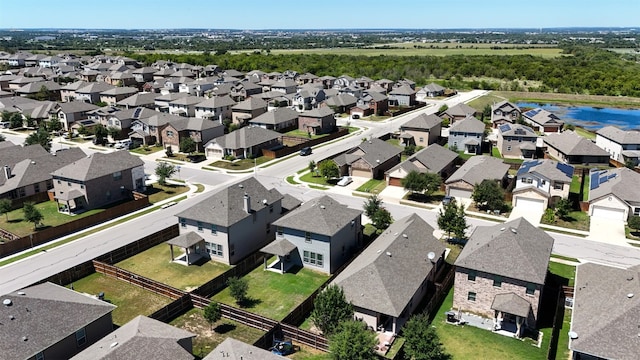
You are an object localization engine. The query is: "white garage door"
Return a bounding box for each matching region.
[515,197,545,212]
[448,188,472,199]
[591,206,626,221]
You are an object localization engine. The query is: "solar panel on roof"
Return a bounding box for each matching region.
[133,107,142,118]
[499,124,511,133]
[556,162,574,178]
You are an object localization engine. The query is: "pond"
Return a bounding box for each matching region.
[516,102,640,131]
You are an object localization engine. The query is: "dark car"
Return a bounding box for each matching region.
[442,195,453,205]
[299,147,312,156]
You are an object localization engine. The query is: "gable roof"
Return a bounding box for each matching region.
[523,108,564,126]
[331,213,444,317]
[232,97,267,111]
[100,86,137,96]
[116,92,160,107]
[449,115,485,133]
[168,117,224,132]
[195,95,237,109]
[273,195,361,237]
[569,263,640,360]
[421,82,446,92]
[335,138,401,167]
[70,315,195,360]
[300,106,334,118]
[249,107,298,125]
[491,292,532,318]
[543,131,610,157]
[52,151,144,181]
[0,282,116,360]
[76,82,116,94]
[516,159,574,183]
[389,85,416,96]
[497,123,537,138]
[15,80,61,94]
[402,113,442,130]
[386,144,458,176]
[446,156,509,186]
[169,95,203,106]
[455,217,554,284]
[203,338,283,360]
[325,93,357,107]
[57,101,100,114]
[596,126,640,145]
[443,103,476,118]
[175,177,283,227]
[205,126,280,150]
[589,167,640,204]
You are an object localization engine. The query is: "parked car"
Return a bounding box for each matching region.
[299,147,312,156]
[337,176,353,187]
[114,140,132,150]
[442,195,453,206]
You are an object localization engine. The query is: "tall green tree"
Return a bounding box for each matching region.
[438,198,460,241]
[554,198,572,221]
[308,160,316,176]
[227,276,249,305]
[154,162,177,186]
[93,124,108,142]
[471,180,505,211]
[362,194,382,219]
[371,207,393,231]
[0,198,12,221]
[310,284,354,336]
[402,313,451,360]
[25,128,52,152]
[203,301,222,331]
[47,118,63,133]
[452,202,469,242]
[107,126,121,140]
[23,202,43,230]
[329,320,377,360]
[402,170,427,194]
[180,137,197,154]
[627,215,640,232]
[9,113,24,129]
[318,160,339,179]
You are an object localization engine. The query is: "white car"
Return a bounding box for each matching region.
[337,176,353,187]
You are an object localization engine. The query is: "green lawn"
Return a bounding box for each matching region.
[116,243,231,291]
[300,172,333,186]
[433,290,551,360]
[569,175,589,201]
[385,138,401,148]
[286,129,330,140]
[70,273,173,326]
[573,127,596,140]
[356,179,386,193]
[170,308,265,359]
[145,183,189,204]
[541,210,590,232]
[0,201,102,237]
[548,262,576,287]
[288,344,332,360]
[556,309,573,360]
[467,93,507,111]
[491,147,503,158]
[212,257,329,320]
[130,144,164,155]
[208,156,270,170]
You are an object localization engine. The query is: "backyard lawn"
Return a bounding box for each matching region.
[145,183,189,204]
[212,257,329,320]
[288,344,332,360]
[70,273,172,326]
[208,156,270,170]
[116,243,231,291]
[170,308,265,359]
[0,201,102,237]
[285,129,330,140]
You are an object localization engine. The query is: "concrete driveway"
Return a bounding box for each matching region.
[587,217,630,247]
[508,205,543,226]
[378,185,407,204]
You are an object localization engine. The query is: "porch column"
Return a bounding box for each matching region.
[515,316,523,338]
[186,247,190,266]
[280,256,284,274]
[392,318,397,334]
[263,256,267,271]
[169,245,174,262]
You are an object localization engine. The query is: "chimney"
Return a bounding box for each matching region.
[3,166,11,179]
[243,193,251,213]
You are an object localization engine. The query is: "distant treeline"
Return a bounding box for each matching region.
[128,46,640,97]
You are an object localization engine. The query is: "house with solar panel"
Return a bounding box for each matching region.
[512,159,574,212]
[588,167,640,221]
[522,108,564,133]
[496,123,538,159]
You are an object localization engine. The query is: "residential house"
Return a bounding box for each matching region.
[6,53,28,67]
[445,156,509,198]
[399,113,442,147]
[333,138,402,179]
[512,159,574,211]
[231,97,267,125]
[168,95,203,117]
[588,167,640,221]
[129,112,184,146]
[318,75,336,89]
[60,81,91,102]
[417,83,446,98]
[595,126,640,167]
[293,85,326,111]
[324,93,357,114]
[161,117,225,153]
[271,78,297,94]
[154,92,190,113]
[203,338,283,360]
[543,131,610,165]
[448,115,485,155]
[105,71,136,87]
[38,55,62,68]
[116,92,160,109]
[297,72,319,85]
[194,95,237,122]
[386,144,458,186]
[131,66,157,83]
[79,69,100,82]
[331,213,446,334]
[522,108,564,133]
[51,101,100,130]
[99,87,138,106]
[298,107,336,135]
[230,81,262,101]
[174,177,284,265]
[105,107,157,138]
[441,103,477,124]
[373,78,395,93]
[71,316,195,360]
[264,195,362,274]
[496,123,538,159]
[75,82,116,104]
[491,101,521,128]
[8,76,45,91]
[248,107,298,131]
[14,80,61,101]
[52,151,145,213]
[350,91,388,117]
[0,282,115,360]
[569,262,640,360]
[453,218,554,337]
[204,126,281,160]
[388,85,416,106]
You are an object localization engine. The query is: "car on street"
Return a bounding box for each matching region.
[299,147,312,156]
[337,176,353,186]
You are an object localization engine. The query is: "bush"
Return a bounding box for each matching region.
[227,277,248,305]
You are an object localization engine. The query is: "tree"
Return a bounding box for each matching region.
[203,301,222,331]
[318,160,339,179]
[33,85,52,101]
[9,113,24,129]
[363,194,382,219]
[25,128,52,152]
[180,137,197,154]
[227,276,248,305]
[155,161,177,185]
[23,202,43,230]
[310,284,354,336]
[471,180,505,211]
[438,198,460,241]
[402,313,451,360]
[0,133,5,142]
[308,160,316,176]
[93,124,108,142]
[554,198,572,220]
[329,320,377,360]
[452,202,469,242]
[482,104,492,122]
[24,115,35,128]
[0,198,12,221]
[47,118,63,133]
[437,104,448,115]
[402,171,427,194]
[624,159,637,169]
[403,144,417,156]
[371,207,393,231]
[628,215,640,233]
[107,126,121,140]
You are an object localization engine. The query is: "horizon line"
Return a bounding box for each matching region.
[1,26,639,31]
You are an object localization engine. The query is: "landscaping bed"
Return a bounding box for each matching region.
[208,156,270,170]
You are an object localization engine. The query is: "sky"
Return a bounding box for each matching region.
[0,0,638,30]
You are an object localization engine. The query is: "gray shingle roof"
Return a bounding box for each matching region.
[57,101,100,114]
[301,106,334,118]
[76,82,116,94]
[100,86,138,96]
[491,292,532,318]
[386,144,458,176]
[449,115,485,133]
[342,138,402,167]
[445,156,509,186]
[231,97,267,111]
[516,159,574,183]
[498,123,537,138]
[175,177,283,227]
[52,151,144,182]
[596,126,640,145]
[589,167,640,204]
[569,263,640,360]
[116,92,160,107]
[331,213,444,317]
[170,95,204,106]
[260,237,298,257]
[273,195,361,237]
[402,113,442,130]
[281,193,302,213]
[249,107,298,125]
[325,93,357,107]
[0,282,116,360]
[422,83,446,92]
[70,315,195,360]
[543,131,610,157]
[389,85,416,96]
[455,217,554,284]
[166,232,204,248]
[203,338,283,360]
[169,117,223,132]
[195,95,237,109]
[523,108,564,126]
[205,126,280,150]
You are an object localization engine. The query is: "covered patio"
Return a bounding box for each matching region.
[166,232,205,266]
[519,142,537,159]
[55,189,86,214]
[260,238,298,274]
[463,138,480,154]
[491,292,532,338]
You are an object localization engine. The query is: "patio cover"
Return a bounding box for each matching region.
[519,142,537,151]
[491,292,532,318]
[399,133,414,139]
[166,232,204,248]
[260,238,297,257]
[464,138,480,146]
[55,189,84,201]
[622,150,640,158]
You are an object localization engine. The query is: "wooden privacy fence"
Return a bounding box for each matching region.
[191,251,266,298]
[93,260,185,299]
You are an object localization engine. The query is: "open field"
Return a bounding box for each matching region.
[145,183,189,204]
[494,91,640,109]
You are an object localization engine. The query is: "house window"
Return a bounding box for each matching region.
[206,242,223,257]
[305,231,312,244]
[269,204,273,213]
[113,171,122,181]
[76,328,87,347]
[541,180,546,185]
[419,137,424,142]
[303,251,323,267]
[36,352,44,360]
[211,224,217,234]
[18,188,26,198]
[553,183,563,190]
[523,178,533,184]
[180,218,186,228]
[80,185,84,189]
[634,207,640,216]
[467,292,477,301]
[493,275,502,287]
[467,270,476,281]
[266,223,271,233]
[526,283,536,295]
[276,226,283,236]
[167,130,174,137]
[57,180,61,184]
[197,222,203,231]
[105,190,111,200]
[507,146,512,151]
[34,183,40,193]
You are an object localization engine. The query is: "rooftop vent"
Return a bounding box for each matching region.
[238,184,244,189]
[320,205,325,209]
[17,292,25,296]
[402,234,408,238]
[262,199,267,205]
[627,293,634,299]
[428,252,436,262]
[500,227,505,231]
[568,331,578,340]
[110,342,118,348]
[386,251,392,257]
[2,299,12,306]
[9,315,15,320]
[511,228,517,234]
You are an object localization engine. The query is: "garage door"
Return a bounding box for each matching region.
[448,188,472,199]
[591,206,626,221]
[351,169,372,178]
[514,197,545,212]
[388,177,403,187]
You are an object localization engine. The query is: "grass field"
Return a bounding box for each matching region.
[496,91,640,109]
[0,201,102,237]
[70,273,173,326]
[130,145,164,155]
[208,156,270,170]
[300,172,333,186]
[116,243,231,291]
[356,179,386,193]
[548,262,576,287]
[212,258,329,320]
[541,210,590,232]
[145,183,189,204]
